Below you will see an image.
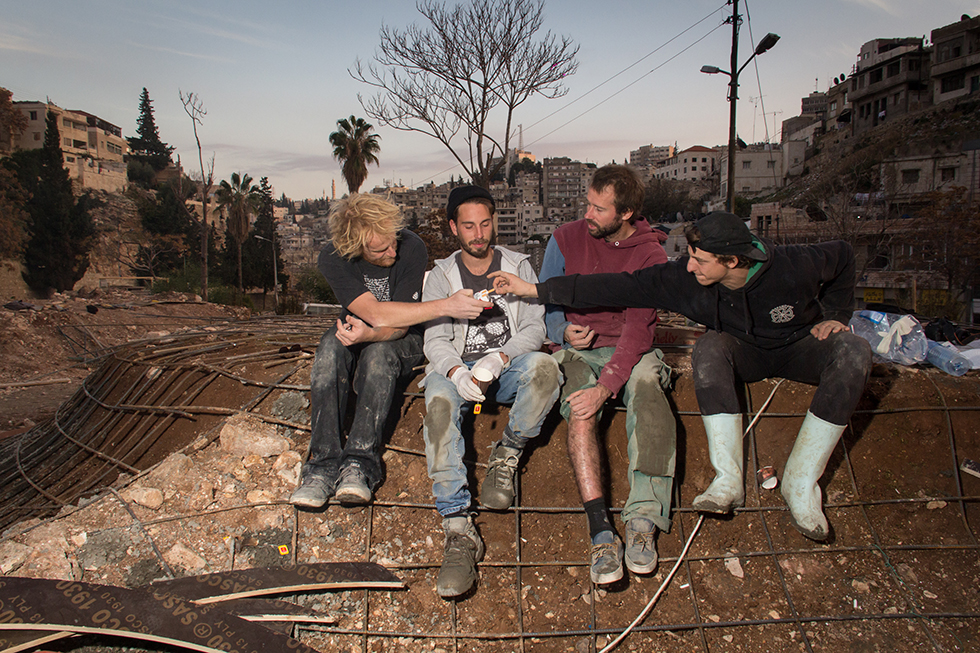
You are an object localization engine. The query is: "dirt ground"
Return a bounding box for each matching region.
[0,288,248,433]
[1,293,979,652]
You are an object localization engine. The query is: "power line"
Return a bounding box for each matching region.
[744,0,781,192]
[522,3,729,133]
[525,23,727,149]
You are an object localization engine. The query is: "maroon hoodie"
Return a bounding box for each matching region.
[547,218,668,396]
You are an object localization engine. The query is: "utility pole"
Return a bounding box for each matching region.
[701,3,779,212]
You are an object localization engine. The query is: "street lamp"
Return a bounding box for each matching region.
[254,233,279,313]
[701,6,780,213]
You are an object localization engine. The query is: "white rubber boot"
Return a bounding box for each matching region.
[781,411,846,541]
[692,413,745,513]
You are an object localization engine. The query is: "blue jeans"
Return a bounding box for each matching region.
[303,327,424,491]
[423,351,561,516]
[554,347,676,531]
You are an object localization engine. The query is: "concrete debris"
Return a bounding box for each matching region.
[220,412,290,457]
[122,486,165,510]
[273,450,303,487]
[271,391,311,425]
[164,541,207,572]
[18,534,81,581]
[724,554,744,579]
[0,541,33,574]
[145,452,196,492]
[246,489,277,504]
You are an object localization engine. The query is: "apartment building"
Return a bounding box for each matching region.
[629,144,675,183]
[14,101,127,192]
[542,157,594,222]
[931,14,980,104]
[849,38,931,135]
[515,170,540,204]
[630,144,674,167]
[719,144,785,198]
[654,146,719,181]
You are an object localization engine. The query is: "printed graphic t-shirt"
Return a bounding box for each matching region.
[457,249,511,361]
[317,229,427,330]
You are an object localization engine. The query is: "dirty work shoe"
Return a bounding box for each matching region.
[290,474,332,509]
[334,466,372,505]
[624,517,659,574]
[436,515,485,598]
[590,530,624,584]
[480,441,522,510]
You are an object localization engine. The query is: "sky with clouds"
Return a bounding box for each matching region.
[3,0,977,200]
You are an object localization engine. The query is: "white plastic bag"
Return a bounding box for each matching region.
[848,310,927,365]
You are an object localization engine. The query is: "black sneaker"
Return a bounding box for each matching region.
[335,466,371,505]
[436,515,485,598]
[480,441,522,510]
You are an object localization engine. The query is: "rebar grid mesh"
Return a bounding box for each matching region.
[1,315,978,652]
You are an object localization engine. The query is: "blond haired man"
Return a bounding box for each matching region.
[291,194,490,509]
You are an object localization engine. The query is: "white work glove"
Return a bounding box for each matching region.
[876,314,916,355]
[471,352,505,381]
[450,366,485,402]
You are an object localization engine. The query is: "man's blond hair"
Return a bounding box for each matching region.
[329,193,406,260]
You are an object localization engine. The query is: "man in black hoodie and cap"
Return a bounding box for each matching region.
[490,212,872,542]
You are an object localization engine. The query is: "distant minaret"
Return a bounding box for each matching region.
[332,179,336,200]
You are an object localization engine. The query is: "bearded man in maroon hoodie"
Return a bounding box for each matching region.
[538,164,675,585]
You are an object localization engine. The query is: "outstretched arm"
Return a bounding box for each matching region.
[489,270,537,298]
[347,289,490,328]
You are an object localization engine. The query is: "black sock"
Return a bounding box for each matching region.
[584,498,612,539]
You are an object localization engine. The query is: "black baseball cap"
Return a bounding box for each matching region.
[446,185,495,221]
[693,212,768,261]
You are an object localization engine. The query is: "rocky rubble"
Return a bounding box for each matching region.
[0,391,312,589]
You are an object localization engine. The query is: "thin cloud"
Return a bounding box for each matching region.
[113,4,279,51]
[840,0,901,17]
[124,41,234,64]
[0,24,58,56]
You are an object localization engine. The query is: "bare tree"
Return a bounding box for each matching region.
[901,186,980,320]
[794,155,908,277]
[179,91,215,302]
[351,0,578,188]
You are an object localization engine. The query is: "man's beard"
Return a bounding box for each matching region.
[587,216,624,240]
[461,233,495,258]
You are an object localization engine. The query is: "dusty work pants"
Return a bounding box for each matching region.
[691,330,872,425]
[554,347,676,532]
[303,327,424,491]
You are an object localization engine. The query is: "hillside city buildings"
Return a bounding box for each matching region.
[5,13,979,311]
[12,101,127,193]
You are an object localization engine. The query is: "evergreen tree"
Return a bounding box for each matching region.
[245,177,287,294]
[127,88,174,172]
[19,111,96,294]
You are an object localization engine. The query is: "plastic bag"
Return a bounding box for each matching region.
[848,310,928,365]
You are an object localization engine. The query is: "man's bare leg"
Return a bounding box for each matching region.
[568,414,622,584]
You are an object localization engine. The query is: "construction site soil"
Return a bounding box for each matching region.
[1,290,979,652]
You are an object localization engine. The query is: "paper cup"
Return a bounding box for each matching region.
[756,466,778,490]
[472,367,494,393]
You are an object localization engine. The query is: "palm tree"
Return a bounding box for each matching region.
[329,116,381,194]
[216,172,260,295]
